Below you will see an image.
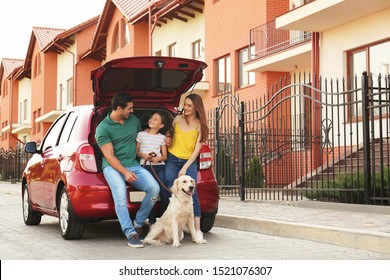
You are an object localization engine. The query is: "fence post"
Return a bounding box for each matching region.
[239,101,245,201]
[361,71,371,204]
[215,107,220,186]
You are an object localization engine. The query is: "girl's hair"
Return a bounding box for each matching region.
[152,111,173,136]
[185,94,209,143]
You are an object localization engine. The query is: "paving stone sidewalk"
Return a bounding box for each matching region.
[1,181,389,254]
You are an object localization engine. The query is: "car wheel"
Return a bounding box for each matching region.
[22,184,42,225]
[59,187,85,240]
[200,213,216,233]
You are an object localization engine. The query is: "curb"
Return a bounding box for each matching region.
[215,214,390,254]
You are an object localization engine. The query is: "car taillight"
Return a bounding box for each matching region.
[78,145,98,173]
[199,145,212,170]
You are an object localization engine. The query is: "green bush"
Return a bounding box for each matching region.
[244,155,265,188]
[304,167,390,204]
[216,144,236,185]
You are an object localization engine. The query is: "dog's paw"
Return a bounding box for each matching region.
[144,239,163,246]
[194,239,207,244]
[172,241,182,247]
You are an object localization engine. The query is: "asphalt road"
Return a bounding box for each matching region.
[1,192,389,280]
[2,192,390,260]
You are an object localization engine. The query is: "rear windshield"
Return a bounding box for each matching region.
[101,68,188,93]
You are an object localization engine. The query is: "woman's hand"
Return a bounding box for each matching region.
[178,167,187,177]
[165,135,172,147]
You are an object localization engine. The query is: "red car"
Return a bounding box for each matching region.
[22,56,219,240]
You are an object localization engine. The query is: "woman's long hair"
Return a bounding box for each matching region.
[185,94,209,143]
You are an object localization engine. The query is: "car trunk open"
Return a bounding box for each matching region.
[91,56,207,109]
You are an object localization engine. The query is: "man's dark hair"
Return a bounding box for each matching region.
[111,93,133,110]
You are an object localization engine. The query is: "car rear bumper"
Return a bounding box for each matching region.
[66,173,141,220]
[67,173,218,220]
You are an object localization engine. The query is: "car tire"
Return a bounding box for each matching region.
[22,184,42,225]
[59,187,85,240]
[200,212,216,233]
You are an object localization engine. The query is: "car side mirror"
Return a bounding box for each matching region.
[25,142,38,154]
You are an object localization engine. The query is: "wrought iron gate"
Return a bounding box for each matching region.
[209,72,390,205]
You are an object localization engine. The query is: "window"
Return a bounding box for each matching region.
[33,53,42,78]
[58,112,78,146]
[33,111,36,134]
[192,40,201,59]
[41,114,66,151]
[348,40,390,117]
[112,23,120,53]
[58,84,63,109]
[23,99,28,121]
[2,121,8,141]
[216,55,231,94]
[67,78,73,105]
[36,109,41,134]
[122,19,130,46]
[168,43,176,57]
[19,102,22,122]
[239,46,255,88]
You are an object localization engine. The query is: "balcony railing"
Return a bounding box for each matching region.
[249,19,311,61]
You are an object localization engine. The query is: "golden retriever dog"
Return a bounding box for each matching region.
[144,175,207,247]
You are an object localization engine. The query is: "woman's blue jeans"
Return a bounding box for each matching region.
[103,165,160,238]
[165,153,201,217]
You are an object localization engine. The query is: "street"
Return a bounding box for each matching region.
[1,192,389,260]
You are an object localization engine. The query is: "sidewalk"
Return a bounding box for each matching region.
[2,181,390,254]
[216,197,390,254]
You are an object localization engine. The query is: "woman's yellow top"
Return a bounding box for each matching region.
[168,123,198,159]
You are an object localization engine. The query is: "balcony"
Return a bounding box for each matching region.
[276,0,390,32]
[36,110,64,123]
[244,19,312,73]
[12,123,32,134]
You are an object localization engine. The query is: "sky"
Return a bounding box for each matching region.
[0,0,106,60]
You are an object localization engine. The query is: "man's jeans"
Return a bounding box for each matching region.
[165,153,201,217]
[103,165,159,238]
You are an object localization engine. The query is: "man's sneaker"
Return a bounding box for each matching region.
[135,227,144,240]
[127,234,144,248]
[196,230,203,241]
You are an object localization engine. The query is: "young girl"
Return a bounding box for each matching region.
[136,111,173,224]
[165,93,209,240]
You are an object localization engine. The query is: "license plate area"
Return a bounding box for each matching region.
[129,191,160,202]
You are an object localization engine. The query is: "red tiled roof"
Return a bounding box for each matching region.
[32,27,66,50]
[112,0,155,21]
[1,58,24,77]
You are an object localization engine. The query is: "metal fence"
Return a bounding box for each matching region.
[2,72,390,206]
[207,72,390,205]
[0,146,31,182]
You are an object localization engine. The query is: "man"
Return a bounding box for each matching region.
[95,93,160,248]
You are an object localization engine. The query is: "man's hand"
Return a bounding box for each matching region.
[124,170,138,183]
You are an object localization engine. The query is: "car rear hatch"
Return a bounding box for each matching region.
[91,56,207,109]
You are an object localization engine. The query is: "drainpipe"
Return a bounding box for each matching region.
[8,72,14,147]
[53,43,76,107]
[149,7,154,55]
[311,32,321,169]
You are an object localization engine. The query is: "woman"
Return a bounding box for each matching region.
[165,93,209,239]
